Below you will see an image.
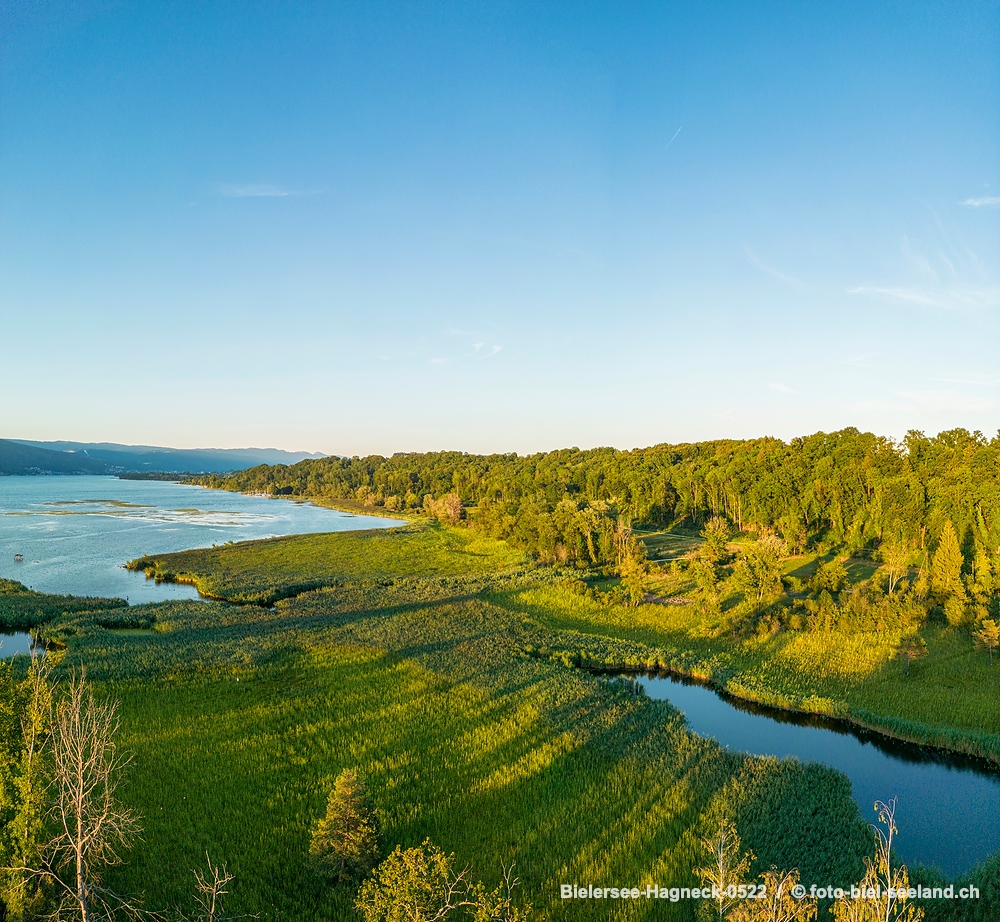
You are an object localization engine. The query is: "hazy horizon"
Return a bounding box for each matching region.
[6,423,999,461]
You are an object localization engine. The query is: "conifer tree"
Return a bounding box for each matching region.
[930,521,967,624]
[309,769,380,883]
[973,619,1000,665]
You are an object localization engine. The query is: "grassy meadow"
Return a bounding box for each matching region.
[6,522,1000,920]
[496,574,1000,761]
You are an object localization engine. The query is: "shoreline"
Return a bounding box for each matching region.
[578,658,1000,768]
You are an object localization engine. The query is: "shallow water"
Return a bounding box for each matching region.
[635,672,1000,877]
[0,631,34,659]
[0,476,403,603]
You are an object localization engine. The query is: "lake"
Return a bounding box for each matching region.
[0,476,403,603]
[633,671,1000,877]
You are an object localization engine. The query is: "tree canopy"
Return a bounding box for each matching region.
[196,428,1000,580]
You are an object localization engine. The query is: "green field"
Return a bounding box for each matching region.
[126,524,524,604]
[6,523,1000,920]
[492,575,1000,761]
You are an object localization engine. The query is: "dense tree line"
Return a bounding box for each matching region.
[195,428,1000,574]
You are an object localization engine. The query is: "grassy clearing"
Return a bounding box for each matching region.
[635,527,704,562]
[126,524,527,604]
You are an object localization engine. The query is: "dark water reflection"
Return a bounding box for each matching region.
[629,671,1000,877]
[0,632,35,659]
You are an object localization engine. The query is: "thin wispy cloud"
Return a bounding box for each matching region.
[897,389,999,415]
[962,196,1000,208]
[847,285,1000,310]
[216,183,325,198]
[745,249,805,290]
[469,340,502,357]
[848,286,943,307]
[768,382,794,394]
[931,374,1000,387]
[424,332,504,367]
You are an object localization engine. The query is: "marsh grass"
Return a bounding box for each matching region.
[5,526,998,920]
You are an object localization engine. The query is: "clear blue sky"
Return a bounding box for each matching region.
[2,1,997,455]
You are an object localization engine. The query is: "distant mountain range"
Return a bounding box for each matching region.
[1,440,327,475]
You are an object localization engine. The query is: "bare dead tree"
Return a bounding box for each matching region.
[191,855,234,922]
[833,798,923,922]
[22,671,142,922]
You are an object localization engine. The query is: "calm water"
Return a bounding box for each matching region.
[0,632,34,659]
[635,672,1000,877]
[0,476,403,602]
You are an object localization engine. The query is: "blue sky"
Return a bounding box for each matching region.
[1,1,997,455]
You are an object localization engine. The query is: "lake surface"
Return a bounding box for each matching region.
[0,476,403,603]
[634,672,1000,877]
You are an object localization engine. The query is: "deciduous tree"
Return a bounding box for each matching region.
[877,540,911,595]
[729,868,816,922]
[191,854,234,922]
[18,672,140,922]
[355,840,471,922]
[730,538,786,613]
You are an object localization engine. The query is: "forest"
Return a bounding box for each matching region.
[195,429,1000,634]
[196,428,1000,568]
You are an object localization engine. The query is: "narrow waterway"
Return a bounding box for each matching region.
[634,671,1000,877]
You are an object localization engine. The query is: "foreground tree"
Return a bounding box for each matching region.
[191,854,234,922]
[832,799,923,922]
[355,840,472,922]
[695,819,753,922]
[20,672,140,922]
[309,769,380,882]
[1,651,53,921]
[729,868,816,922]
[468,864,532,922]
[355,841,529,922]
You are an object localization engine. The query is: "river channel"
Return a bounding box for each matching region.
[631,671,1000,877]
